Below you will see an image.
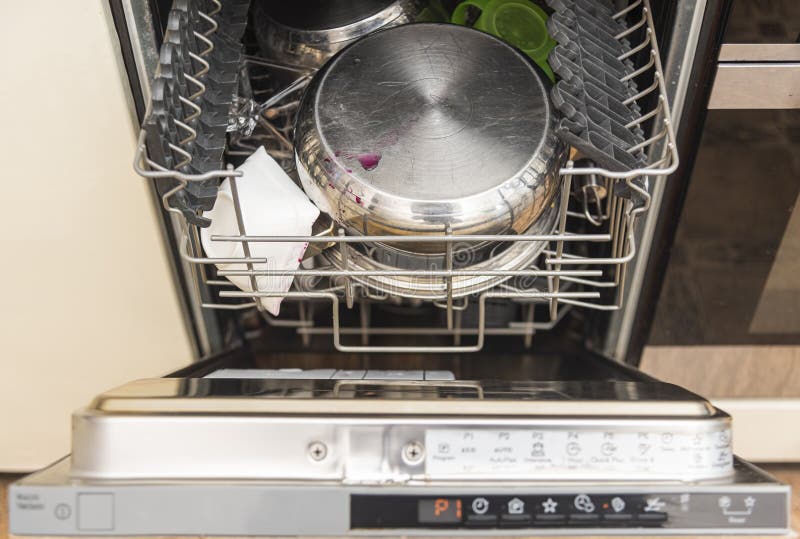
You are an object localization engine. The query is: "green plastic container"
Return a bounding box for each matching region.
[451,0,556,82]
[416,0,450,22]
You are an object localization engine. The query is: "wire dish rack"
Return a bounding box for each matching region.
[134,0,678,353]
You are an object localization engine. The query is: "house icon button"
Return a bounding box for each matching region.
[508,498,525,514]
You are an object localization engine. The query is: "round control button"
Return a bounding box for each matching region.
[471,497,490,515]
[54,503,72,520]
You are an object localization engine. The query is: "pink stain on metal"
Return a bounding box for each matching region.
[334,150,382,171]
[356,152,381,171]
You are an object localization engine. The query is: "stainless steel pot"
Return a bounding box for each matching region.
[253,0,426,69]
[294,23,568,256]
[320,196,560,300]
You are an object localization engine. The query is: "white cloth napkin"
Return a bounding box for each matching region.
[200,147,320,315]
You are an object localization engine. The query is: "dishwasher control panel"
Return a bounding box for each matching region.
[350,492,786,530]
[11,459,790,535]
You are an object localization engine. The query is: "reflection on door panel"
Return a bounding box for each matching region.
[649,109,800,346]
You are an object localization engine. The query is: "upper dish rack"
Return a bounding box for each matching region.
[134,0,678,353]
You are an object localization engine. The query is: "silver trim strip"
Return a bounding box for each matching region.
[719,43,800,62]
[709,63,800,109]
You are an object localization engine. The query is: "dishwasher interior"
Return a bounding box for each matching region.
[9,0,793,535]
[137,0,676,358]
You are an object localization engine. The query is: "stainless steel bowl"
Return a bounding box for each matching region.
[294,23,568,256]
[253,0,425,69]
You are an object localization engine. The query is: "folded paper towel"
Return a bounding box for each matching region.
[200,147,320,315]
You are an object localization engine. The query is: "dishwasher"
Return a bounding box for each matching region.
[9,0,792,535]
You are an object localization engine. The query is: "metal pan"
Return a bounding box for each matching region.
[320,195,560,300]
[253,0,427,69]
[294,23,568,258]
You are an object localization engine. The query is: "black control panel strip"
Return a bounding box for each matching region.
[351,492,783,530]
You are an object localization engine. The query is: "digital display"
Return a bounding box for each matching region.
[418,498,463,523]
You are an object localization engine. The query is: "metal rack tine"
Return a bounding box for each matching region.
[615,8,647,40]
[549,168,574,320]
[178,95,202,123]
[183,73,206,101]
[359,298,370,347]
[338,229,354,309]
[612,0,642,19]
[193,31,214,56]
[621,50,656,83]
[445,225,454,330]
[188,52,210,78]
[618,28,652,61]
[197,11,218,35]
[523,304,535,348]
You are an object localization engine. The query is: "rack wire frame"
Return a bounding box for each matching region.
[133,0,678,353]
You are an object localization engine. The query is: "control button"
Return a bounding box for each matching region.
[610,496,626,513]
[569,494,599,523]
[541,497,558,514]
[465,514,498,527]
[573,494,596,513]
[498,497,530,527]
[629,496,668,524]
[507,497,525,514]
[534,497,565,525]
[643,496,667,512]
[471,497,489,515]
[54,503,71,520]
[500,513,533,528]
[599,496,635,522]
[718,495,756,516]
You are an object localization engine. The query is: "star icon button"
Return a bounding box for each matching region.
[542,498,558,514]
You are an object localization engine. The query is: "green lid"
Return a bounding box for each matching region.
[451,0,556,82]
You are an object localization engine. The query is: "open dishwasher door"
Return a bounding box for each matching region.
[8,352,792,535]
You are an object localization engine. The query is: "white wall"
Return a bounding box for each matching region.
[0,0,193,470]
